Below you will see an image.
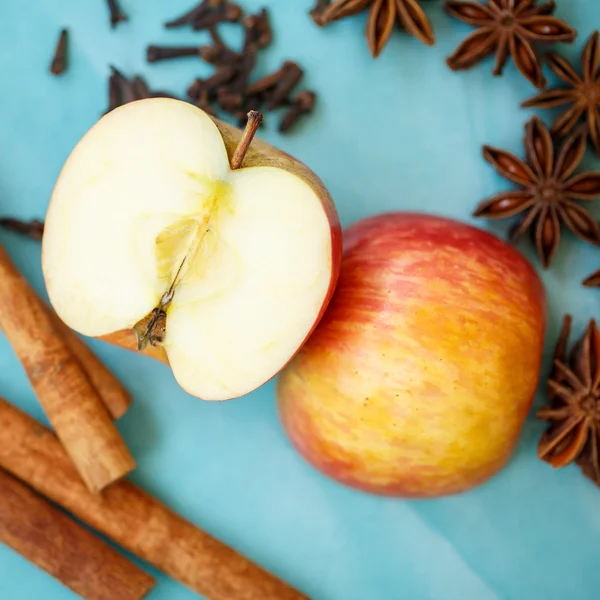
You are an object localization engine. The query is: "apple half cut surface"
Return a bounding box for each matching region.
[42,99,341,400]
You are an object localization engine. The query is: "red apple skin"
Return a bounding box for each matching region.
[277,212,546,498]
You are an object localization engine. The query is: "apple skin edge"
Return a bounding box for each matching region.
[100,115,343,399]
[276,212,547,499]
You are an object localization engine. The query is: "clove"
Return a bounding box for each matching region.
[0,218,45,240]
[131,76,151,99]
[195,90,218,117]
[310,0,330,26]
[192,2,243,30]
[146,45,200,63]
[187,65,237,101]
[243,8,272,49]
[246,61,302,108]
[50,29,68,76]
[107,73,120,112]
[109,66,137,105]
[106,0,128,28]
[279,91,316,133]
[106,68,178,113]
[217,88,244,112]
[227,45,257,94]
[164,0,221,29]
[199,44,241,66]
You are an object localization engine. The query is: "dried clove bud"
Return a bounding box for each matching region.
[106,0,128,28]
[0,218,44,240]
[226,44,258,94]
[107,72,120,112]
[187,65,237,101]
[50,29,68,76]
[243,8,272,49]
[217,88,244,112]
[109,66,137,105]
[199,43,240,65]
[195,90,218,117]
[246,73,280,97]
[175,3,316,134]
[146,45,200,63]
[266,62,303,110]
[309,0,330,26]
[131,76,151,99]
[187,79,204,101]
[106,68,177,113]
[164,0,222,29]
[279,90,316,133]
[192,2,243,30]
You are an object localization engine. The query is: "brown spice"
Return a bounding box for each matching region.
[266,62,304,110]
[522,30,600,156]
[164,0,243,29]
[584,268,600,288]
[49,29,68,76]
[473,116,600,268]
[0,468,155,600]
[537,315,600,486]
[0,214,131,416]
[154,5,315,132]
[192,2,243,30]
[445,0,577,89]
[106,67,177,112]
[0,243,135,493]
[146,45,200,63]
[164,0,214,28]
[46,305,132,420]
[0,217,44,239]
[280,91,317,133]
[312,0,435,57]
[243,8,272,49]
[106,0,128,28]
[0,397,309,600]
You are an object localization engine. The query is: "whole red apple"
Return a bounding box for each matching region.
[277,212,546,498]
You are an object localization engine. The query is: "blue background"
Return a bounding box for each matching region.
[1,1,600,599]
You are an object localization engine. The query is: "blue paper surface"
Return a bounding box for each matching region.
[1,1,600,599]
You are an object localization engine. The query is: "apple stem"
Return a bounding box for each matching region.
[230,111,263,170]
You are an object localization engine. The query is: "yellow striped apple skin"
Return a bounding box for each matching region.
[277,212,546,498]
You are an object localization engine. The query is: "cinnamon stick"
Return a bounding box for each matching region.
[0,244,135,493]
[0,397,309,600]
[46,306,131,420]
[0,468,155,600]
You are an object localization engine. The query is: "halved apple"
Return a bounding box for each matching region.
[42,99,341,401]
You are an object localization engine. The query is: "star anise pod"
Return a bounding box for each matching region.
[444,0,577,89]
[473,117,600,268]
[310,0,435,58]
[537,315,600,486]
[522,31,600,156]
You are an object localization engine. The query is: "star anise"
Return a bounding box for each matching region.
[522,31,600,156]
[537,315,600,486]
[444,0,577,89]
[473,117,600,268]
[310,0,435,58]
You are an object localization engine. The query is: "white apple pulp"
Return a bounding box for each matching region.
[42,99,333,400]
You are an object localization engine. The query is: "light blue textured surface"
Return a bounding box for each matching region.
[1,1,600,599]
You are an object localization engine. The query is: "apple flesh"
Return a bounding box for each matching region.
[42,99,341,401]
[277,213,546,498]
